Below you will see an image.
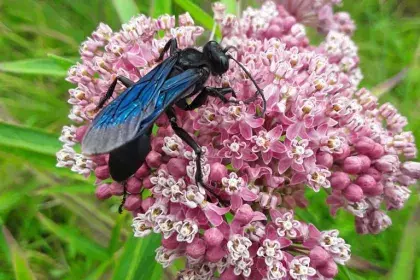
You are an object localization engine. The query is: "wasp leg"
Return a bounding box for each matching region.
[118,181,128,214]
[176,86,238,111]
[166,108,221,199]
[97,75,135,109]
[157,38,179,62]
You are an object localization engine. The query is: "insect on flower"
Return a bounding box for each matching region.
[81,38,266,212]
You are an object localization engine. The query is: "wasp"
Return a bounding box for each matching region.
[82,39,266,212]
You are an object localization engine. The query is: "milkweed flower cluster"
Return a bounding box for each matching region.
[57,1,420,279]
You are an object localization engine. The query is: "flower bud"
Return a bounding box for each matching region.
[358,155,371,170]
[209,162,228,182]
[95,184,112,200]
[205,245,226,263]
[151,137,164,153]
[134,163,150,179]
[141,197,155,212]
[330,172,351,190]
[343,156,362,174]
[355,175,376,196]
[343,183,364,202]
[167,158,187,178]
[94,165,110,180]
[354,137,375,154]
[375,155,398,173]
[364,167,382,181]
[265,25,283,39]
[318,259,338,278]
[142,176,154,189]
[333,143,350,160]
[145,151,162,168]
[186,237,206,258]
[75,125,88,142]
[233,204,254,225]
[124,195,142,211]
[204,228,224,247]
[309,246,330,267]
[401,161,420,179]
[127,177,142,193]
[316,152,333,168]
[109,182,124,195]
[162,235,179,250]
[367,143,384,159]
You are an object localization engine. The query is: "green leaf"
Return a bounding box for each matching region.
[2,226,36,280]
[37,214,109,261]
[0,58,69,77]
[173,0,220,37]
[221,0,236,14]
[112,234,162,280]
[47,54,78,68]
[36,184,94,195]
[150,0,172,17]
[388,207,420,280]
[0,122,61,156]
[112,0,140,23]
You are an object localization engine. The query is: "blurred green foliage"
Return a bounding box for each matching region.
[0,0,419,279]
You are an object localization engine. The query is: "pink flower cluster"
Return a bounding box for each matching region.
[57,1,420,279]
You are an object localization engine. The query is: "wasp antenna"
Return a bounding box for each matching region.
[227,55,266,117]
[223,45,238,53]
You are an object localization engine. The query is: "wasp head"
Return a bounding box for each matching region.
[203,41,230,75]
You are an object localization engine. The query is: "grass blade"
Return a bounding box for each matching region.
[112,0,140,23]
[2,226,36,280]
[221,0,236,14]
[173,0,219,36]
[0,58,69,77]
[150,0,172,17]
[37,214,109,261]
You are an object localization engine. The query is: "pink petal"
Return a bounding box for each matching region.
[239,122,252,140]
[231,194,242,211]
[204,209,224,226]
[292,161,305,172]
[207,203,230,215]
[267,125,283,139]
[286,122,301,140]
[269,209,282,221]
[126,53,147,67]
[242,151,258,162]
[308,224,321,239]
[271,141,286,153]
[245,115,264,128]
[278,237,292,248]
[278,156,292,174]
[262,150,273,164]
[290,173,307,185]
[265,223,278,240]
[252,211,267,222]
[241,187,258,201]
[232,157,244,170]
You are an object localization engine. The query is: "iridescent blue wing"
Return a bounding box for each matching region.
[82,55,178,154]
[131,68,206,139]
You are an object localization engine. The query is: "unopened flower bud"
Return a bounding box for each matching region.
[204,228,224,247]
[333,143,350,160]
[145,151,162,168]
[75,125,88,142]
[354,136,375,154]
[330,172,350,190]
[316,152,333,168]
[167,158,187,178]
[401,161,420,179]
[355,175,376,195]
[95,184,112,200]
[186,237,206,258]
[142,176,154,189]
[375,155,398,173]
[124,195,142,211]
[162,235,180,250]
[343,156,362,174]
[309,246,330,267]
[95,165,110,180]
[135,163,150,178]
[318,259,338,278]
[205,245,226,263]
[127,177,142,193]
[141,197,155,212]
[234,204,254,225]
[110,182,124,195]
[358,155,371,170]
[209,162,228,182]
[367,143,384,159]
[364,167,382,181]
[343,183,364,202]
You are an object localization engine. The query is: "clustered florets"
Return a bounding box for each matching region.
[57,1,420,279]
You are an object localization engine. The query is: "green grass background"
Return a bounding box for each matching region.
[0,0,419,279]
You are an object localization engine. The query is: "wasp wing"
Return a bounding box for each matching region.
[82,55,178,155]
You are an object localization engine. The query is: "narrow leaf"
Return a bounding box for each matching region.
[0,58,69,77]
[221,0,236,14]
[37,214,109,261]
[173,0,220,37]
[47,54,78,67]
[371,68,408,97]
[150,0,172,17]
[2,226,36,280]
[112,0,140,23]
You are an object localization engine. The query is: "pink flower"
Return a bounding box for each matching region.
[251,125,286,164]
[277,138,314,173]
[218,135,258,169]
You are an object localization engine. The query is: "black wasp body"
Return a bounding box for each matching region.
[82,39,265,212]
